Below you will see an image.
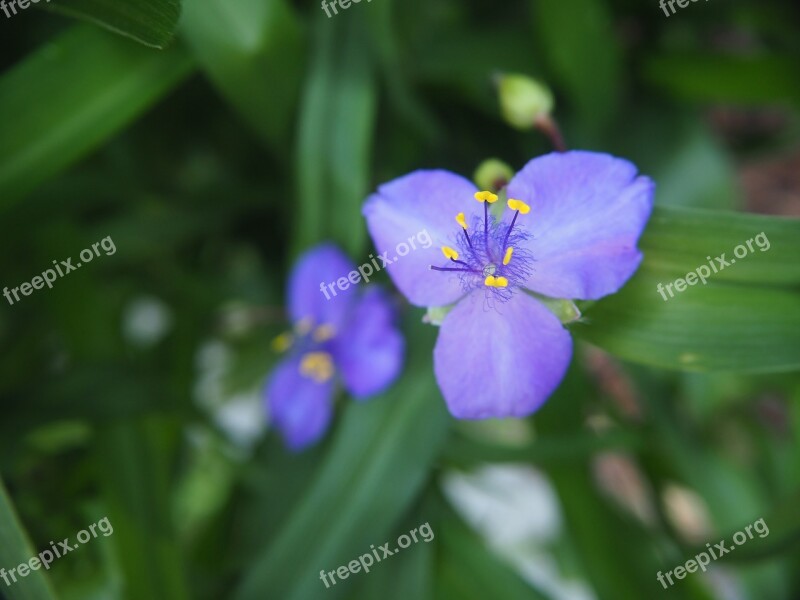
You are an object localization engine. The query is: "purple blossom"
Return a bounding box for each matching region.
[363,151,654,419]
[265,243,405,450]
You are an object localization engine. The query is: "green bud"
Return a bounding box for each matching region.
[497,73,554,130]
[473,159,514,193]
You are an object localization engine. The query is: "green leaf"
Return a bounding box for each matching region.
[94,419,189,600]
[0,480,59,600]
[293,12,377,256]
[180,0,305,153]
[579,206,800,372]
[531,0,622,133]
[0,26,193,208]
[643,54,800,108]
[234,321,450,600]
[44,0,181,48]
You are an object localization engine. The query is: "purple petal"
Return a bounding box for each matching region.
[265,356,335,451]
[506,151,654,300]
[433,291,572,419]
[333,287,405,399]
[363,170,482,307]
[288,243,359,330]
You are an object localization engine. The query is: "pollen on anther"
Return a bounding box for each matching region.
[503,247,513,265]
[441,246,459,260]
[312,324,336,343]
[299,352,334,383]
[271,332,293,353]
[484,275,509,288]
[474,191,498,204]
[507,199,530,214]
[455,212,468,230]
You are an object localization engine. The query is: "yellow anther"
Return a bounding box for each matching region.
[474,190,499,204]
[294,316,314,336]
[503,247,513,265]
[455,212,468,230]
[271,332,294,353]
[484,275,509,288]
[299,352,335,383]
[312,324,336,343]
[441,246,459,260]
[507,199,530,214]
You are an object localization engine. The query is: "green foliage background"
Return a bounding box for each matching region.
[0,0,799,598]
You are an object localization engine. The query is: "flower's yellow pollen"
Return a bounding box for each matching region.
[503,247,513,265]
[474,190,499,204]
[312,324,336,343]
[271,332,294,353]
[484,275,509,288]
[294,316,314,336]
[455,212,468,230]
[299,352,335,383]
[507,199,530,214]
[442,246,459,260]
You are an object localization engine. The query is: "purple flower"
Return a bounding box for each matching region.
[265,243,405,450]
[363,151,654,419]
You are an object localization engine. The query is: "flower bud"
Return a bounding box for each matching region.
[497,74,554,130]
[473,159,514,193]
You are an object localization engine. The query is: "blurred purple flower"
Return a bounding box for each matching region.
[265,243,405,450]
[363,151,654,419]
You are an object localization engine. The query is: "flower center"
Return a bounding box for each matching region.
[271,318,338,383]
[430,191,533,301]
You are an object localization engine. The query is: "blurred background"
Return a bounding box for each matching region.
[1,0,799,598]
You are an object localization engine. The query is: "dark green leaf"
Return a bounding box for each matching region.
[45,0,181,48]
[234,320,450,600]
[180,0,305,153]
[0,481,59,600]
[0,26,193,208]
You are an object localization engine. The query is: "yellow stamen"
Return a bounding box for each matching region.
[312,324,336,343]
[294,316,314,336]
[507,199,530,214]
[503,247,513,265]
[455,212,468,230]
[484,275,509,288]
[442,246,459,260]
[474,190,498,204]
[271,332,294,353]
[299,352,335,383]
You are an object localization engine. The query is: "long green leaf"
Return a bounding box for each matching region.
[234,321,450,600]
[94,419,188,600]
[294,12,377,257]
[45,0,181,48]
[0,480,59,600]
[579,206,800,372]
[0,26,193,208]
[643,54,800,107]
[531,0,622,133]
[180,0,305,153]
